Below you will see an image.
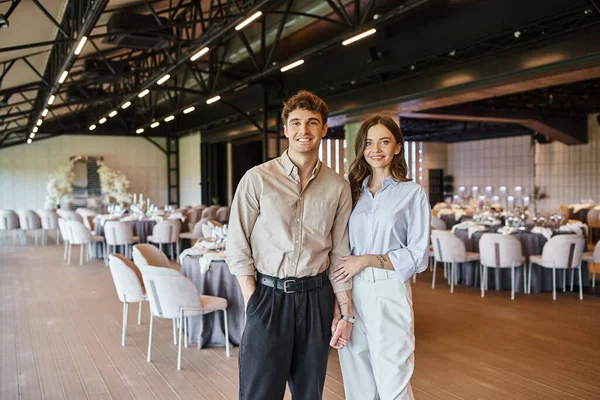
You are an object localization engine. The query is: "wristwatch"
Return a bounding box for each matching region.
[341,315,356,324]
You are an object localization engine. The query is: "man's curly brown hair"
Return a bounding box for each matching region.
[281,90,329,126]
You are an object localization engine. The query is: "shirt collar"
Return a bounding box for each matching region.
[362,175,400,191]
[280,150,321,179]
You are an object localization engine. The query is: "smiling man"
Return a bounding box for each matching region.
[226,90,354,400]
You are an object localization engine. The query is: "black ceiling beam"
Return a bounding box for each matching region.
[4,0,22,20]
[30,0,70,37]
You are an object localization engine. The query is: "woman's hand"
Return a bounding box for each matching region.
[331,255,368,283]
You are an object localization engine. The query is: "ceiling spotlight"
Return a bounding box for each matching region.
[164,115,175,122]
[136,128,144,134]
[121,101,131,109]
[58,70,68,84]
[42,109,49,117]
[584,8,593,15]
[235,11,262,31]
[409,64,416,71]
[190,47,209,61]
[36,119,43,126]
[157,74,170,85]
[27,139,32,144]
[74,36,87,55]
[448,49,456,57]
[138,89,150,98]
[89,124,97,131]
[47,95,55,105]
[109,110,117,118]
[514,31,522,38]
[30,132,35,138]
[373,13,381,20]
[99,117,107,124]
[183,106,195,114]
[33,126,38,133]
[206,95,221,105]
[150,121,160,128]
[280,59,304,72]
[342,28,377,46]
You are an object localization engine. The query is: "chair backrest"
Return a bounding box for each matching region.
[18,210,42,230]
[66,220,91,244]
[37,210,59,230]
[75,207,98,218]
[431,230,467,263]
[108,254,145,302]
[431,215,447,230]
[200,207,216,220]
[200,219,223,238]
[132,244,171,268]
[0,209,20,230]
[151,220,181,243]
[58,218,71,242]
[479,233,523,268]
[83,215,95,232]
[215,206,230,222]
[104,221,134,245]
[189,219,206,238]
[139,265,201,319]
[587,209,600,227]
[57,209,83,222]
[541,235,586,268]
[186,208,200,225]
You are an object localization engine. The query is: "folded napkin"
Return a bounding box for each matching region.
[558,222,586,237]
[467,225,487,238]
[178,244,208,264]
[497,226,518,236]
[201,221,216,238]
[531,226,553,241]
[451,220,479,233]
[198,251,227,274]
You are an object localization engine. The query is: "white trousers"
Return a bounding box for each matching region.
[339,267,415,400]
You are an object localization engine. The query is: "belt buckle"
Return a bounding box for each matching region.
[283,279,296,293]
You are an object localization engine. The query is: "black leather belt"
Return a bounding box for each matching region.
[257,271,327,293]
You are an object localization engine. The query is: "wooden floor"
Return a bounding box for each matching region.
[1,242,600,400]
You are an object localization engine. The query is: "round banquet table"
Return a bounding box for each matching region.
[180,257,245,348]
[92,218,158,258]
[451,228,590,294]
[440,214,472,230]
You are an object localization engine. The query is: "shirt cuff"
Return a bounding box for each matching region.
[227,264,256,277]
[330,275,352,293]
[386,248,417,283]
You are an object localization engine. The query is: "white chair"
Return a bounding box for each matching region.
[431,230,480,292]
[431,215,447,230]
[104,221,140,261]
[139,265,230,370]
[108,254,147,346]
[0,209,20,246]
[132,244,171,268]
[587,209,600,244]
[529,235,586,300]
[215,206,230,223]
[66,220,104,265]
[479,234,525,300]
[58,218,71,260]
[582,239,600,288]
[37,210,60,245]
[57,209,84,222]
[18,210,43,245]
[147,220,181,260]
[200,206,217,220]
[201,220,223,239]
[75,207,98,218]
[179,217,209,244]
[186,208,200,232]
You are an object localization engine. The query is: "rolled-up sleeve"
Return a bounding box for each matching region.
[328,183,353,293]
[387,187,431,283]
[225,171,260,277]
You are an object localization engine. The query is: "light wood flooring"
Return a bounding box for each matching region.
[1,242,600,400]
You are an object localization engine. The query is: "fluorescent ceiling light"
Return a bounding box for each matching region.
[109,110,117,118]
[27,139,32,144]
[33,126,38,133]
[164,115,175,122]
[150,122,160,128]
[236,11,262,31]
[136,128,144,134]
[99,117,107,124]
[42,109,48,117]
[89,124,97,131]
[74,36,87,55]
[280,59,304,72]
[342,28,377,46]
[138,89,150,98]
[190,47,209,61]
[36,119,43,126]
[47,95,55,105]
[183,106,195,114]
[58,70,68,83]
[121,101,131,109]
[157,74,170,85]
[30,132,35,138]
[206,95,221,104]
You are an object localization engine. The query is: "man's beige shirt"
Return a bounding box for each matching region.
[225,150,352,293]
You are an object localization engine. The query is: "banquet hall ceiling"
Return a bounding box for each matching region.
[1,0,600,148]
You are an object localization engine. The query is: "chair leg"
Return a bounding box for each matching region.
[56,229,60,246]
[177,316,184,370]
[552,269,556,301]
[122,301,128,346]
[523,263,528,294]
[431,262,437,289]
[172,319,177,345]
[184,318,188,348]
[138,302,142,325]
[63,241,68,260]
[528,262,532,294]
[450,262,455,293]
[562,269,566,292]
[511,266,515,300]
[223,309,230,357]
[481,266,486,298]
[570,268,574,292]
[593,262,596,288]
[578,265,583,300]
[79,244,84,266]
[147,316,153,362]
[67,243,72,264]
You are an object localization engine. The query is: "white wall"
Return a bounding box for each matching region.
[0,135,168,210]
[178,132,201,206]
